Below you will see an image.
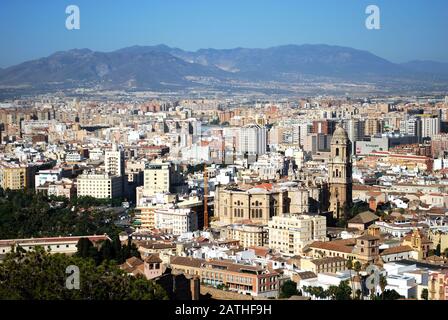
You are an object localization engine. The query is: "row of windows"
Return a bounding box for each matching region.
[234,208,244,218]
[1,244,72,253]
[251,208,263,218]
[260,285,277,292]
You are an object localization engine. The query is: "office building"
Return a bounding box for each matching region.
[238,124,267,155]
[77,172,123,199]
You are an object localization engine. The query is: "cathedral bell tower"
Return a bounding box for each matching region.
[328,124,353,219]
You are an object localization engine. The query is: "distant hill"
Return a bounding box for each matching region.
[400,60,448,76]
[1,44,447,91]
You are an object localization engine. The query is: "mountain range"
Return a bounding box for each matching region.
[1,44,447,92]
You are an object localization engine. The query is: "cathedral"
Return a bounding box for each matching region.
[328,125,353,220]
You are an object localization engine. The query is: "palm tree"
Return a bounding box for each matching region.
[379,274,387,300]
[353,261,362,299]
[346,259,355,299]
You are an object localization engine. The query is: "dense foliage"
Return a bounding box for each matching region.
[302,281,352,300]
[280,280,299,298]
[76,237,140,265]
[0,189,123,239]
[0,248,168,300]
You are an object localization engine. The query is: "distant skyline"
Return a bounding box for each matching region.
[1,0,447,68]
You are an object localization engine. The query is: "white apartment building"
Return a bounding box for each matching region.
[251,153,286,180]
[154,207,198,235]
[65,151,82,162]
[143,161,172,196]
[421,116,440,139]
[268,214,327,256]
[105,144,125,177]
[89,148,104,161]
[77,172,123,199]
[35,168,63,187]
[238,124,267,155]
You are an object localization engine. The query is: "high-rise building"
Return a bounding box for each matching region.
[364,118,383,136]
[312,120,337,135]
[143,161,172,196]
[298,123,312,147]
[238,124,267,155]
[105,144,125,177]
[328,125,353,220]
[345,119,365,154]
[421,116,440,139]
[405,117,422,141]
[268,214,327,256]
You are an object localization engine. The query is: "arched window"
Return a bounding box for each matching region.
[336,148,340,156]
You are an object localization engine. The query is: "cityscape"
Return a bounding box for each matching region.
[0,0,448,308]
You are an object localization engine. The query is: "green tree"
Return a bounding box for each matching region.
[379,274,388,300]
[0,189,123,240]
[76,236,140,266]
[355,289,362,300]
[421,288,429,300]
[0,248,167,300]
[346,259,355,299]
[382,289,402,300]
[280,280,299,298]
[435,243,441,256]
[76,238,94,258]
[326,281,352,300]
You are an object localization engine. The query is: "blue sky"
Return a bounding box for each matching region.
[0,0,447,67]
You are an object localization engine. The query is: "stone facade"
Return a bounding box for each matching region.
[328,125,353,219]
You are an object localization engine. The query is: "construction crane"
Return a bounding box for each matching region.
[203,163,209,230]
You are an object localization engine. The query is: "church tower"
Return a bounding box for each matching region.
[328,124,353,219]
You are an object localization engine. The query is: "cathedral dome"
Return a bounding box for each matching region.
[332,124,349,143]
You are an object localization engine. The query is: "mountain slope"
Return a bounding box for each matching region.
[0,44,447,91]
[173,45,411,81]
[0,48,228,89]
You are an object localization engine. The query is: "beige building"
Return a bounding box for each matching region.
[402,228,432,260]
[77,172,123,199]
[0,163,35,190]
[154,207,198,235]
[214,183,309,225]
[307,226,381,265]
[428,230,448,254]
[300,256,346,274]
[429,271,448,300]
[170,256,279,298]
[222,223,268,248]
[143,161,172,196]
[364,118,382,136]
[268,214,327,256]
